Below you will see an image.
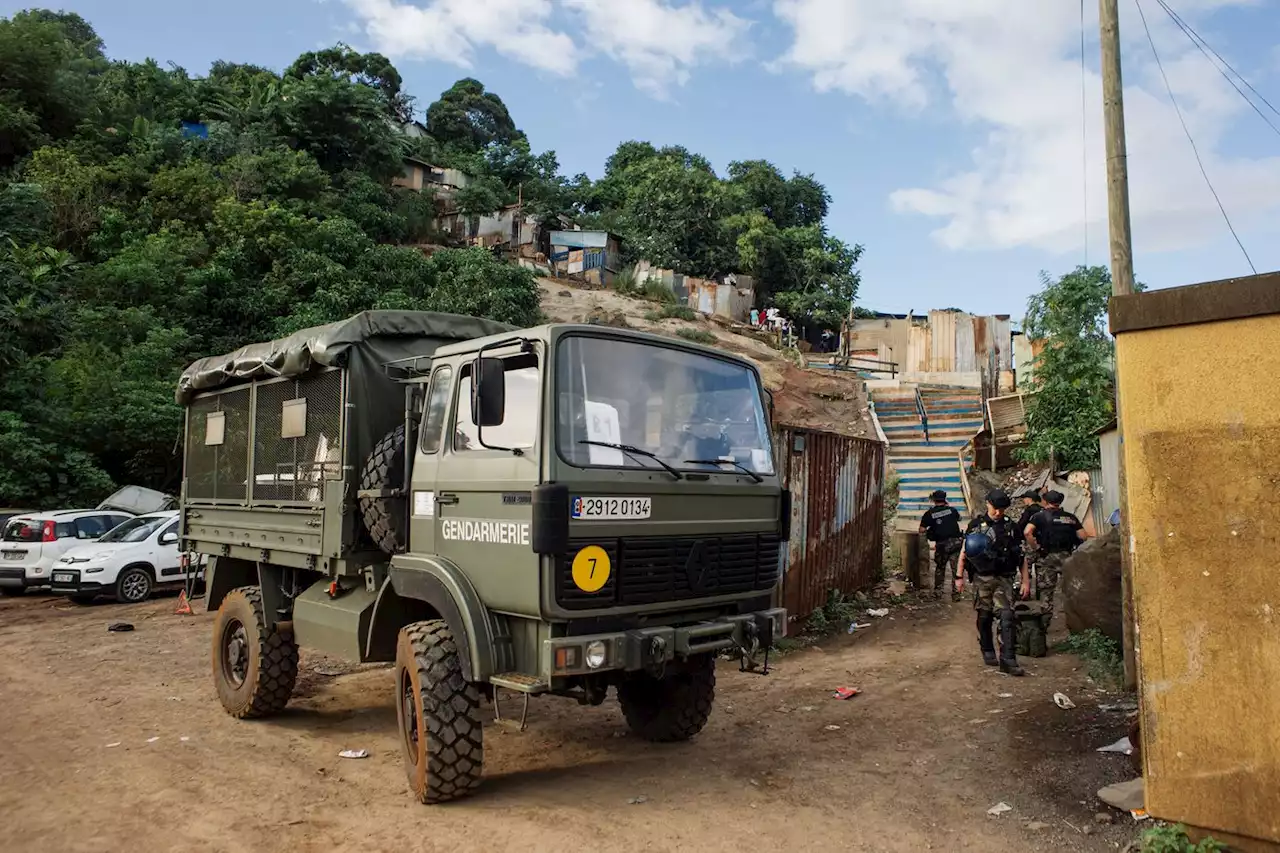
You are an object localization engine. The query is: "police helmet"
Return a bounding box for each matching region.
[985,488,1012,510]
[965,531,992,560]
[929,489,947,502]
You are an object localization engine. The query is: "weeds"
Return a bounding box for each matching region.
[883,470,901,525]
[805,589,862,635]
[1141,824,1226,853]
[676,328,717,345]
[1056,628,1123,687]
[640,279,678,304]
[644,304,698,322]
[613,265,638,295]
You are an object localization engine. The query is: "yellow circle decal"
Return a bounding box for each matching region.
[571,545,611,593]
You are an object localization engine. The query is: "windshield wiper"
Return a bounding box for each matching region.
[578,440,683,480]
[684,458,764,483]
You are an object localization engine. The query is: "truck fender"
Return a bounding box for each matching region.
[377,554,498,683]
[204,556,257,613]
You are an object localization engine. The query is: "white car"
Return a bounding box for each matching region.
[48,511,201,604]
[0,486,175,597]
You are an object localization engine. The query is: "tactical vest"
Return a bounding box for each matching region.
[1042,509,1081,553]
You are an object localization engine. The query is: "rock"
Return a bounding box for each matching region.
[1026,821,1050,831]
[1082,825,1095,836]
[1096,777,1144,812]
[1094,812,1114,825]
[558,290,572,297]
[1063,528,1123,644]
[886,579,908,596]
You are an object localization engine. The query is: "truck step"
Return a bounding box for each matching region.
[490,672,549,694]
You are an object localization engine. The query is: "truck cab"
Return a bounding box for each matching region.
[180,312,786,805]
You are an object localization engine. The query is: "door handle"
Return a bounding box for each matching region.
[436,493,459,506]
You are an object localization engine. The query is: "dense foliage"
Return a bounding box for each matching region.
[1019,265,1139,470]
[1,8,864,507]
[0,11,542,507]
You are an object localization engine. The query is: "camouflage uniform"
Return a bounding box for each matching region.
[933,538,963,598]
[1036,550,1070,623]
[973,573,1016,614]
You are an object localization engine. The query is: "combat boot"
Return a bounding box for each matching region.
[998,610,1025,676]
[977,612,998,666]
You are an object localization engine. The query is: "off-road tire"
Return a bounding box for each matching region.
[618,654,716,742]
[395,620,483,804]
[211,586,298,719]
[359,424,408,554]
[115,566,153,603]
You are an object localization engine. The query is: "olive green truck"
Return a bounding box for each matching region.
[178,311,788,803]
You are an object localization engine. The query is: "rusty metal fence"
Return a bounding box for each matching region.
[774,425,885,620]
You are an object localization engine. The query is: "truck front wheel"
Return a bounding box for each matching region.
[618,654,716,742]
[211,586,298,719]
[395,620,484,804]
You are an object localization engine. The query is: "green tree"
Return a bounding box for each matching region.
[1020,265,1135,470]
[286,44,411,122]
[425,78,524,154]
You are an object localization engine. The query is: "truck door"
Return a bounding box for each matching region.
[408,364,454,556]
[433,348,542,615]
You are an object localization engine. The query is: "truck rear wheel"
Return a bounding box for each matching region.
[359,424,408,554]
[211,586,298,719]
[395,620,484,804]
[618,654,716,742]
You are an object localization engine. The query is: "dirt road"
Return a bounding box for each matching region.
[0,592,1141,852]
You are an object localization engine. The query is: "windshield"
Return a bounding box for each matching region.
[556,335,774,475]
[99,516,167,544]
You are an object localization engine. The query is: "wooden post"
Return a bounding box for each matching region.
[1099,0,1138,690]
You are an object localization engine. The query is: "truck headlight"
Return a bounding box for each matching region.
[584,640,607,670]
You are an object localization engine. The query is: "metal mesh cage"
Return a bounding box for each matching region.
[251,370,344,504]
[184,388,250,501]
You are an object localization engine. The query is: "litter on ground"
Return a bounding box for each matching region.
[987,802,1013,816]
[1053,692,1076,709]
[338,749,369,759]
[832,687,861,700]
[1096,736,1133,755]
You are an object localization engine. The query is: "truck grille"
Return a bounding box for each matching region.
[556,533,781,610]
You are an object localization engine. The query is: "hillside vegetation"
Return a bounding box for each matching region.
[0,9,867,508]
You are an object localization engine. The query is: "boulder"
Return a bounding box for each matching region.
[1062,528,1123,644]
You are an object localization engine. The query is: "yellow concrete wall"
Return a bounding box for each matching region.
[1116,314,1280,846]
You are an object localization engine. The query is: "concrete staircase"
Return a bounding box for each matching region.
[870,385,984,530]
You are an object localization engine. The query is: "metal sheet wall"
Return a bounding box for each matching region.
[954,314,977,373]
[929,310,956,372]
[774,426,885,620]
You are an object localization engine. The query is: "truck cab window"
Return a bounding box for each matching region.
[419,366,453,454]
[453,355,539,452]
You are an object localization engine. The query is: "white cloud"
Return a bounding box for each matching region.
[343,0,578,76]
[775,0,1280,255]
[562,0,752,97]
[343,0,751,95]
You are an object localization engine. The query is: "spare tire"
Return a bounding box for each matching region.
[360,424,408,554]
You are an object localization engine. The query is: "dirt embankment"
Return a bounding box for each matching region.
[537,280,872,439]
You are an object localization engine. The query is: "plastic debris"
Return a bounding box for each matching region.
[146,736,160,743]
[866,608,890,618]
[1096,736,1133,755]
[1053,692,1076,709]
[831,687,861,700]
[107,622,134,633]
[847,622,872,633]
[179,736,190,742]
[338,749,369,759]
[105,742,121,748]
[998,693,1014,698]
[1131,809,1149,821]
[987,802,1013,816]
[824,724,841,731]
[628,796,648,805]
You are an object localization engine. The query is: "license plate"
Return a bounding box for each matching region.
[53,573,74,584]
[572,496,652,520]
[2,551,23,561]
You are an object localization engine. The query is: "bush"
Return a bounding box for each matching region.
[612,264,637,295]
[640,278,677,304]
[645,303,697,322]
[1141,824,1226,853]
[675,328,716,345]
[1055,628,1123,687]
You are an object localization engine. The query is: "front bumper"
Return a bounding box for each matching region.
[49,568,107,595]
[543,608,786,678]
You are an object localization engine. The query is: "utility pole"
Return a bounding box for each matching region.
[1099,0,1138,690]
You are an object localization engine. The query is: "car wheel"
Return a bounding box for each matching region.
[115,566,153,603]
[211,586,298,719]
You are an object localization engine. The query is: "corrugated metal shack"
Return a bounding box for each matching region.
[773,425,885,621]
[844,309,1014,391]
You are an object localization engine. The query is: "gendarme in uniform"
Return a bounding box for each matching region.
[918,489,963,600]
[958,488,1027,676]
[1026,489,1086,627]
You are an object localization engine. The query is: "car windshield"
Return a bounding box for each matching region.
[2,520,40,542]
[556,335,774,475]
[98,516,166,544]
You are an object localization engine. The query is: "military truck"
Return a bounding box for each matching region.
[177,310,788,804]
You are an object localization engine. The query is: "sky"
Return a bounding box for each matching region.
[6,0,1280,318]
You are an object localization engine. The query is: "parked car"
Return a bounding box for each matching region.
[49,510,202,604]
[0,486,175,597]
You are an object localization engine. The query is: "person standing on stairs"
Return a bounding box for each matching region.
[918,489,963,601]
[957,489,1029,676]
[1024,489,1088,630]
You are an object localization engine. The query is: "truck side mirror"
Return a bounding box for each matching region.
[471,357,506,427]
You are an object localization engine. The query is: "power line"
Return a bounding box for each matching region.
[1080,0,1089,265]
[1133,0,1256,275]
[1154,0,1280,140]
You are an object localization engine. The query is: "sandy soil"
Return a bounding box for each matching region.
[0,590,1144,853]
[537,280,874,439]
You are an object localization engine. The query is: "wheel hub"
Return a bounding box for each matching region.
[122,573,148,601]
[400,671,420,755]
[222,620,249,687]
